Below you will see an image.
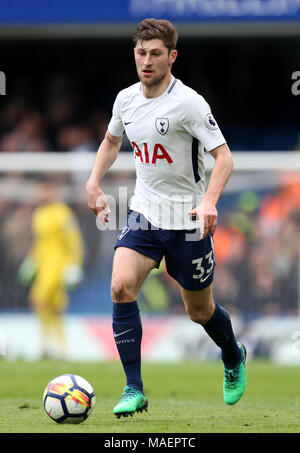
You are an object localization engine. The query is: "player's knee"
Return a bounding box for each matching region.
[187,307,210,325]
[111,278,136,302]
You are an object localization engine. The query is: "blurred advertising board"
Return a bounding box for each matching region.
[0,0,300,24]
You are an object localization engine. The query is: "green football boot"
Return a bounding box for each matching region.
[223,342,247,405]
[113,386,148,418]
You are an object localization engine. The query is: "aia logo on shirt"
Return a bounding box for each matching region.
[155,118,169,135]
[132,142,173,164]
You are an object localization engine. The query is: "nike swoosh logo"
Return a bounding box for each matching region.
[200,272,213,283]
[124,121,133,125]
[113,328,134,338]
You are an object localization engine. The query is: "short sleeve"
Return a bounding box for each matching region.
[108,93,125,137]
[181,95,226,152]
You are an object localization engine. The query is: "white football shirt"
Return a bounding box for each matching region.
[108,77,226,230]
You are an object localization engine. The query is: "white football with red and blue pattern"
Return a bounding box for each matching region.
[43,374,95,424]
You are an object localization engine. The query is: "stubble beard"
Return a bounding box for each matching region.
[138,70,168,88]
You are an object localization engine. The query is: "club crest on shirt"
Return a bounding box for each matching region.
[205,113,219,131]
[155,118,169,135]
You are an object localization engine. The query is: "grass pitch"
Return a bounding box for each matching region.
[0,359,299,433]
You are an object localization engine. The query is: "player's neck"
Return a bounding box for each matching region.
[142,73,173,99]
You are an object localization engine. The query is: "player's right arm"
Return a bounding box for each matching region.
[86,130,123,223]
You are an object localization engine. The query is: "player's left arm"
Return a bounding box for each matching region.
[189,143,233,238]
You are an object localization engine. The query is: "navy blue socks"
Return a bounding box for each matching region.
[204,303,242,369]
[112,301,143,391]
[112,300,241,386]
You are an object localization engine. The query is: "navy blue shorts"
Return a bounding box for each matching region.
[115,210,215,291]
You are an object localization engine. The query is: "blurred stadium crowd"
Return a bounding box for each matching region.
[0,73,113,153]
[213,174,300,318]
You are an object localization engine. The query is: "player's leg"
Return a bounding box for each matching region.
[111,246,157,303]
[111,246,157,417]
[31,303,53,357]
[165,230,246,405]
[30,268,69,359]
[180,283,243,367]
[50,286,69,359]
[50,309,68,358]
[29,277,56,358]
[180,284,246,405]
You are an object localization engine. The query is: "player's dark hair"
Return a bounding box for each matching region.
[133,18,178,53]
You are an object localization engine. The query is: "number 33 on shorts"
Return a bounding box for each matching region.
[192,250,214,282]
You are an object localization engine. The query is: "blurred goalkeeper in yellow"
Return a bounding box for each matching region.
[18,179,84,359]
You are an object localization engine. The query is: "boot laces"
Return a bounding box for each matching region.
[224,367,240,389]
[120,386,141,401]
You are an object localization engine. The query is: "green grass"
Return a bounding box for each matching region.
[0,358,299,433]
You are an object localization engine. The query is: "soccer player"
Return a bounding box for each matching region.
[86,18,246,417]
[18,178,84,359]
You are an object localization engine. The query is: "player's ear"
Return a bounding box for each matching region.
[169,49,178,64]
[133,45,139,58]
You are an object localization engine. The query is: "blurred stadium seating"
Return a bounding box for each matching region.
[0,0,299,362]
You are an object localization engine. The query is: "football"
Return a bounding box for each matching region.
[43,374,95,424]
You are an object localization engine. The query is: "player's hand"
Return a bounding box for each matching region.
[63,264,84,289]
[18,257,37,286]
[86,182,111,225]
[188,200,218,238]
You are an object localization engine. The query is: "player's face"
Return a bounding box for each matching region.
[38,182,57,204]
[134,39,177,88]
